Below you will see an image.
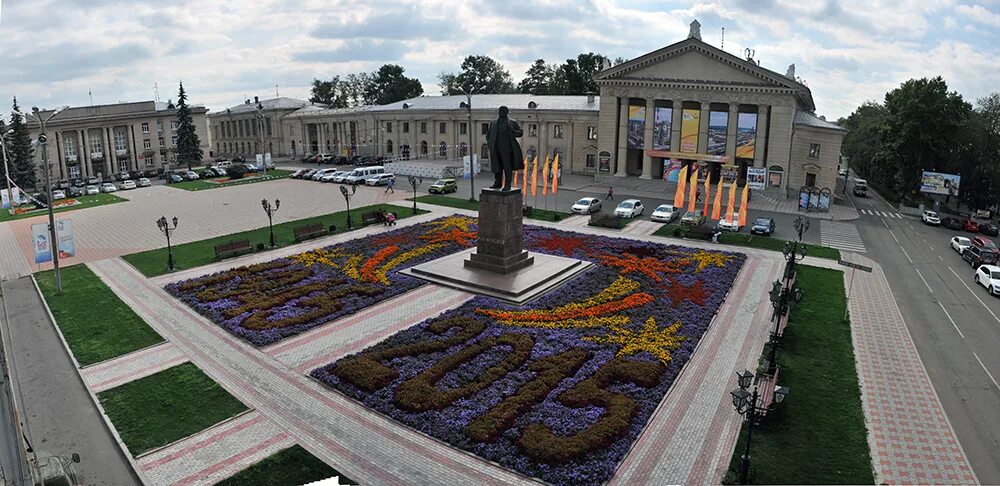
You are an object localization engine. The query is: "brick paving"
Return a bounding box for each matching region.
[0,223,31,281]
[806,253,977,485]
[80,342,187,393]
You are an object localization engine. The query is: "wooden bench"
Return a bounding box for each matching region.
[361,211,383,226]
[754,366,781,418]
[589,213,624,229]
[214,239,252,260]
[293,223,327,242]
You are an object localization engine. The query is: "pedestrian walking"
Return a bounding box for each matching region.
[385,178,395,194]
[606,186,614,200]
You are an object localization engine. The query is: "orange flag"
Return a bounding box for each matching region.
[702,175,711,215]
[512,157,522,190]
[726,180,737,223]
[551,154,559,193]
[522,156,529,188]
[674,165,688,208]
[687,165,698,213]
[541,155,551,196]
[712,179,723,220]
[530,155,539,197]
[739,183,749,227]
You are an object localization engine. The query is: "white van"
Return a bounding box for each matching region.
[344,166,385,185]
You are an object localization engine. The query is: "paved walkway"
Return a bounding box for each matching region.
[81,343,188,393]
[806,253,977,485]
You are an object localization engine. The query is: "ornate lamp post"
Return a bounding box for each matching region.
[730,370,790,485]
[261,198,280,247]
[782,240,808,282]
[340,184,356,229]
[408,175,423,215]
[255,102,267,174]
[156,216,179,271]
[792,216,810,242]
[457,86,476,202]
[766,279,804,373]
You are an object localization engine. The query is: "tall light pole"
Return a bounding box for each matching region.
[261,198,280,247]
[340,184,356,230]
[408,175,422,215]
[457,87,475,202]
[255,102,267,174]
[156,216,178,271]
[1,128,14,216]
[730,370,789,485]
[20,106,69,294]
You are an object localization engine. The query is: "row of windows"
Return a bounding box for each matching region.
[378,120,592,140]
[140,121,178,133]
[214,118,273,140]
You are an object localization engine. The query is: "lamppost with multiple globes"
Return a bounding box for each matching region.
[782,239,808,282]
[156,216,178,271]
[765,279,804,373]
[261,198,280,247]
[730,369,789,485]
[340,184,356,229]
[457,86,476,202]
[255,102,267,175]
[408,175,422,215]
[792,216,811,242]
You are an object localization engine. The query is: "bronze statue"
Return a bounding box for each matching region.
[486,106,524,191]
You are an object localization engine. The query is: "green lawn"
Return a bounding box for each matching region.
[724,265,873,484]
[98,362,248,456]
[1,193,127,222]
[168,169,294,191]
[651,224,840,260]
[36,265,164,366]
[122,204,427,277]
[215,445,357,486]
[412,194,571,221]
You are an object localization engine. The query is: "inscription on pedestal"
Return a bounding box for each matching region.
[465,188,534,274]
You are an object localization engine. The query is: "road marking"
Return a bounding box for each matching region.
[973,352,1000,394]
[929,245,934,251]
[889,230,900,243]
[938,301,965,338]
[895,213,903,219]
[820,220,867,252]
[914,267,933,293]
[939,255,944,261]
[900,246,913,263]
[949,266,1000,324]
[881,218,889,229]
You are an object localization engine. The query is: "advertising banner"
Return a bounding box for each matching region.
[735,113,758,159]
[627,106,646,149]
[662,159,683,182]
[463,154,481,179]
[56,220,75,259]
[920,171,960,195]
[0,189,8,210]
[653,107,672,151]
[680,109,700,153]
[265,153,272,165]
[256,154,264,171]
[32,223,51,264]
[746,167,766,190]
[707,111,728,156]
[696,163,711,181]
[598,153,611,172]
[720,164,740,183]
[1,187,24,209]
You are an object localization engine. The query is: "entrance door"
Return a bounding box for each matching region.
[805,172,816,187]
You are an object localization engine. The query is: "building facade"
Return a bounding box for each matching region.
[24,101,210,183]
[208,97,310,158]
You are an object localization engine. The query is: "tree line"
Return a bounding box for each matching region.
[309,53,627,107]
[839,76,1000,210]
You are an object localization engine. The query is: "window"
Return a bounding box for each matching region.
[89,131,103,157]
[252,121,257,136]
[554,124,564,139]
[587,126,598,140]
[156,121,163,132]
[158,137,165,147]
[439,122,446,134]
[403,122,409,133]
[68,166,80,178]
[481,123,489,134]
[115,131,127,152]
[386,122,392,133]
[481,143,489,159]
[420,122,427,134]
[529,124,537,137]
[171,135,178,146]
[460,122,467,135]
[143,138,151,150]
[161,154,167,163]
[805,172,816,187]
[460,142,468,156]
[809,143,821,158]
[238,122,244,138]
[170,120,178,131]
[439,141,447,157]
[266,118,272,136]
[118,159,129,172]
[586,153,596,168]
[64,138,76,159]
[141,122,149,133]
[386,140,393,153]
[420,141,428,155]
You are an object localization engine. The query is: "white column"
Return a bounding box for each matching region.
[670,100,683,154]
[754,105,769,168]
[615,98,628,177]
[640,98,655,179]
[725,104,739,161]
[697,102,710,154]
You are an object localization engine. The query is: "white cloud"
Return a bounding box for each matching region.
[956,3,1000,27]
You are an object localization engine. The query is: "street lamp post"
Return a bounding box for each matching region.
[792,216,810,242]
[255,103,267,174]
[20,106,69,294]
[408,175,423,215]
[1,128,14,216]
[156,216,178,271]
[340,184,356,230]
[261,198,280,247]
[730,370,789,485]
[766,278,804,373]
[782,238,808,282]
[458,87,475,202]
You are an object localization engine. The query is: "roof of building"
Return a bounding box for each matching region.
[212,97,311,116]
[283,94,600,119]
[794,110,847,132]
[28,100,207,124]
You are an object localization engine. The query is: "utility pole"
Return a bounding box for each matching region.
[458,87,476,201]
[21,106,69,294]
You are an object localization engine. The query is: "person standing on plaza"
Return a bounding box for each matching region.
[385,177,394,194]
[606,185,614,200]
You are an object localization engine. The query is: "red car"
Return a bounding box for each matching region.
[964,219,980,232]
[972,236,999,254]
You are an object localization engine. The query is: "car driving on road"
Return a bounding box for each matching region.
[428,179,458,194]
[921,210,941,225]
[571,197,602,215]
[951,236,972,254]
[613,199,643,218]
[942,217,964,230]
[975,264,1000,296]
[980,222,999,236]
[650,204,680,223]
[751,217,776,236]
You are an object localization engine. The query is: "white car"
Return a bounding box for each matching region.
[331,171,351,183]
[651,204,680,223]
[951,236,972,254]
[320,172,339,182]
[120,180,137,190]
[365,173,396,186]
[51,190,66,200]
[614,199,643,218]
[183,170,200,180]
[137,177,151,187]
[311,168,337,181]
[571,197,602,214]
[100,182,117,193]
[717,212,741,232]
[922,210,940,225]
[85,185,100,195]
[975,264,1000,296]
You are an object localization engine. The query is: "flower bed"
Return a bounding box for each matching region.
[311,226,746,485]
[13,198,81,215]
[164,215,478,346]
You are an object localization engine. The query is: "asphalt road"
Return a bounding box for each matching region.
[848,183,1000,483]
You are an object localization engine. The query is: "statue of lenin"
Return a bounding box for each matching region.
[485,106,524,191]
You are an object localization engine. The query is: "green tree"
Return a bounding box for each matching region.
[438,55,515,95]
[517,59,556,95]
[365,64,423,105]
[552,53,610,94]
[174,83,203,170]
[8,97,36,189]
[309,76,349,108]
[962,93,1000,209]
[343,73,373,106]
[840,101,888,186]
[0,117,7,186]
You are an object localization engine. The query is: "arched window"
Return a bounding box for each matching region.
[420,141,428,156]
[481,143,489,159]
[439,141,447,157]
[459,142,468,157]
[386,140,393,154]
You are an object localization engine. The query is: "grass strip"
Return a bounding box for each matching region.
[651,224,840,260]
[724,265,873,484]
[412,194,571,221]
[0,193,127,222]
[168,169,294,191]
[122,204,427,277]
[97,362,248,456]
[36,265,164,366]
[214,444,357,486]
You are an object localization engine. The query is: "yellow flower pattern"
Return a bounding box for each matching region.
[689,250,735,272]
[583,316,685,364]
[426,215,476,233]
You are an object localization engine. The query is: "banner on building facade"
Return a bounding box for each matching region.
[1,187,25,210]
[627,106,646,149]
[735,113,758,159]
[680,109,700,153]
[56,219,75,259]
[662,159,683,182]
[707,111,728,156]
[653,107,672,151]
[598,152,612,172]
[32,224,51,264]
[919,171,960,195]
[746,167,766,190]
[696,163,711,181]
[720,164,740,183]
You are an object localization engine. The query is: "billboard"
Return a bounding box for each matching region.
[32,224,51,264]
[746,167,766,190]
[707,111,728,156]
[920,171,960,195]
[56,220,75,259]
[680,109,699,153]
[627,106,646,149]
[735,113,758,159]
[652,107,672,150]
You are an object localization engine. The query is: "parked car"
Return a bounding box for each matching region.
[964,219,980,233]
[51,189,66,200]
[650,204,680,223]
[243,163,257,172]
[942,217,964,230]
[216,160,233,169]
[68,186,84,197]
[86,176,99,185]
[290,169,306,179]
[137,177,151,187]
[301,169,318,179]
[951,236,972,254]
[167,174,184,184]
[71,179,85,188]
[231,155,246,163]
[963,245,998,267]
[320,154,336,164]
[85,185,100,195]
[751,217,776,236]
[120,180,137,190]
[717,212,741,232]
[680,209,706,227]
[971,236,999,254]
[571,197,602,215]
[299,153,315,162]
[118,171,131,180]
[213,155,227,163]
[182,171,199,180]
[365,173,396,186]
[311,168,338,181]
[100,182,118,193]
[200,169,215,179]
[975,264,1000,296]
[613,199,644,218]
[211,167,228,177]
[345,166,386,185]
[980,222,1000,237]
[921,210,941,225]
[428,179,458,194]
[331,171,351,183]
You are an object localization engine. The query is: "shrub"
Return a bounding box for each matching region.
[226,165,247,179]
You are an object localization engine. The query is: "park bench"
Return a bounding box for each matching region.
[293,223,327,242]
[589,213,624,229]
[753,366,781,419]
[214,239,252,260]
[361,211,383,226]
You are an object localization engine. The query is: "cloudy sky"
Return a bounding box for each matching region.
[0,0,998,120]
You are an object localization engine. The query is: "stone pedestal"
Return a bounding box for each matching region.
[464,188,534,274]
